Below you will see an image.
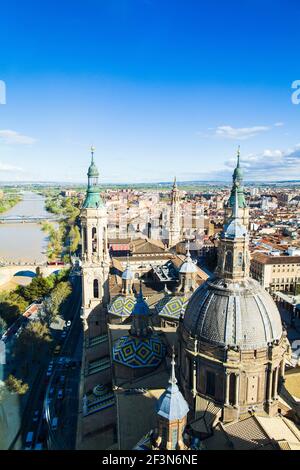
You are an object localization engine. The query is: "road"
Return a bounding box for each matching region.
[45,273,83,449]
[17,272,82,450]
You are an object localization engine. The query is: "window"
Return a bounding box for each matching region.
[237,252,243,267]
[206,370,216,398]
[93,279,99,298]
[92,227,97,253]
[225,251,233,272]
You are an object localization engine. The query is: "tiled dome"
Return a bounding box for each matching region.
[183,277,283,351]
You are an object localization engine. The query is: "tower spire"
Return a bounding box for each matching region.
[91,145,95,163]
[169,347,177,385]
[237,145,240,167]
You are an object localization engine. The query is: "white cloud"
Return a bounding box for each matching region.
[214,125,270,140]
[0,130,36,145]
[200,121,285,141]
[0,162,23,172]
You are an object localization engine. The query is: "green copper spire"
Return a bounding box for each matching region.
[229,146,246,208]
[82,146,104,209]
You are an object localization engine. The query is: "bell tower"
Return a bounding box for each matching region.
[169,177,181,247]
[216,186,250,281]
[224,147,249,227]
[80,146,110,327]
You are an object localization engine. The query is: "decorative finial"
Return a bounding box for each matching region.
[169,346,177,385]
[237,145,240,166]
[91,145,95,162]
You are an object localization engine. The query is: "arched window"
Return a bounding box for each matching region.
[93,279,99,298]
[92,227,97,253]
[225,251,233,272]
[237,252,243,266]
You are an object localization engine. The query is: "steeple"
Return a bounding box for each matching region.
[178,240,197,293]
[169,176,181,247]
[154,349,189,450]
[130,282,151,337]
[229,146,246,209]
[83,146,103,209]
[122,255,134,295]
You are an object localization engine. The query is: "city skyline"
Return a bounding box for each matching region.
[0,0,300,183]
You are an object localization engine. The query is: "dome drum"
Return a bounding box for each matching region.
[178,330,287,420]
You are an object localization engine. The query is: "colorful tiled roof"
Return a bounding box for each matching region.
[156,295,189,320]
[113,334,166,369]
[108,295,136,317]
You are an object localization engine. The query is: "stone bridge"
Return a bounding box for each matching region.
[0,263,69,286]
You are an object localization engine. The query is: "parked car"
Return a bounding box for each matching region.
[25,431,34,450]
[57,389,64,399]
[33,410,39,422]
[51,417,58,430]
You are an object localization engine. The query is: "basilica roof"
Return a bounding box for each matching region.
[183,277,283,350]
[108,295,136,317]
[156,294,189,321]
[112,334,166,369]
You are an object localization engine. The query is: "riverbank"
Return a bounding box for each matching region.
[0,194,21,214]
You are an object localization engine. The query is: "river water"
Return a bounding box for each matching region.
[0,192,49,264]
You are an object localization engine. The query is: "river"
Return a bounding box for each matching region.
[0,192,49,264]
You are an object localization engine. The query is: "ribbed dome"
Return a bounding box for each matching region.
[179,254,198,273]
[183,277,283,350]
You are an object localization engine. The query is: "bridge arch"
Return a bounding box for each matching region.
[13,270,37,278]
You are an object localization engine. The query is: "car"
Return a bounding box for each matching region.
[59,375,65,384]
[54,345,61,355]
[34,443,43,450]
[46,369,52,377]
[33,410,39,422]
[49,387,54,396]
[58,357,65,365]
[51,417,58,430]
[25,431,34,450]
[57,389,63,399]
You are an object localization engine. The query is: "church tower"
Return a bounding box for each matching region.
[216,186,250,281]
[169,177,181,247]
[224,147,249,228]
[80,146,110,329]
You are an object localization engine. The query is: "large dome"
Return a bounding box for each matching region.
[183,277,283,350]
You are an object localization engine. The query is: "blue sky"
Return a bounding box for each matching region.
[0,0,300,182]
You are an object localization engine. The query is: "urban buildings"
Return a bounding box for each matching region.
[75,148,300,451]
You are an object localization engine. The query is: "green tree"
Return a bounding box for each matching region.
[16,321,52,362]
[0,291,28,326]
[18,276,53,303]
[69,225,81,253]
[0,317,6,335]
[42,281,72,326]
[5,375,29,395]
